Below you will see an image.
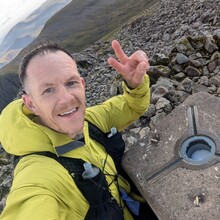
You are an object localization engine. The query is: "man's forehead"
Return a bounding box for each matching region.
[26,51,77,74]
[29,50,74,64]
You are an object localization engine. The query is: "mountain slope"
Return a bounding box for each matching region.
[0,0,71,69]
[0,0,157,74]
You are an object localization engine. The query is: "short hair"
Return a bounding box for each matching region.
[19,42,74,87]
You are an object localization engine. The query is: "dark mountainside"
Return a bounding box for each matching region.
[0,0,157,75]
[0,0,220,218]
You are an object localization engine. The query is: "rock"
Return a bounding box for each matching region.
[197,76,209,86]
[175,36,195,55]
[150,112,167,129]
[171,63,184,73]
[173,72,186,81]
[211,51,220,62]
[176,53,189,64]
[209,75,220,87]
[139,127,150,139]
[181,77,193,93]
[155,97,172,113]
[152,53,170,66]
[189,59,202,67]
[187,36,205,50]
[208,61,218,73]
[185,66,202,77]
[204,34,219,53]
[213,29,220,46]
[153,77,175,90]
[143,104,156,118]
[216,87,220,96]
[130,127,142,134]
[202,66,210,76]
[151,86,169,104]
[109,81,118,96]
[193,83,210,93]
[148,65,171,83]
[126,136,138,146]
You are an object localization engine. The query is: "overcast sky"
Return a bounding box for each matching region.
[0,0,47,43]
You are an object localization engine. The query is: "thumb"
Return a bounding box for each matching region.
[129,62,147,88]
[137,62,148,76]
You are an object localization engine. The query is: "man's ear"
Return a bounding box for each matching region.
[22,94,37,114]
[81,77,85,88]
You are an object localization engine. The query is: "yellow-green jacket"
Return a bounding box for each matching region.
[0,75,150,220]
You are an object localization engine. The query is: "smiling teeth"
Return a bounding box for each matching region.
[59,108,76,116]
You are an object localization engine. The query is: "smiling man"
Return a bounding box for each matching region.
[0,40,151,220]
[22,50,86,138]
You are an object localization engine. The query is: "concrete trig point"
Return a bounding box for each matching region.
[122,92,220,220]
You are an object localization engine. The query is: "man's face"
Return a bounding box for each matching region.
[22,51,86,138]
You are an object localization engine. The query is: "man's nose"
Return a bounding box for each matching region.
[58,86,74,103]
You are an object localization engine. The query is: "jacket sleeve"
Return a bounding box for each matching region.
[0,155,87,220]
[0,188,61,220]
[85,74,150,132]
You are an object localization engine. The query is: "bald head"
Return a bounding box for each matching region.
[19,42,75,91]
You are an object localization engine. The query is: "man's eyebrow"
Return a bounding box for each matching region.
[39,76,80,88]
[65,76,80,82]
[39,82,55,89]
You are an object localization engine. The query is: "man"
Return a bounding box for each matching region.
[0,40,150,219]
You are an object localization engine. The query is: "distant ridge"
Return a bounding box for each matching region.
[0,0,157,75]
[0,0,71,69]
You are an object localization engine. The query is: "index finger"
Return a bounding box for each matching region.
[111,40,128,64]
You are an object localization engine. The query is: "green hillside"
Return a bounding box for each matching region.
[0,0,158,75]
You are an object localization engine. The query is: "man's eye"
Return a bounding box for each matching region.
[43,88,53,94]
[66,81,77,87]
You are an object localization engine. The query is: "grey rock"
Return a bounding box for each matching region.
[193,83,210,93]
[144,104,156,118]
[210,51,220,64]
[185,66,202,77]
[155,97,172,113]
[202,66,210,76]
[197,76,209,86]
[139,127,150,139]
[208,84,217,93]
[189,59,202,67]
[216,87,220,95]
[176,36,195,55]
[148,65,171,82]
[130,127,142,134]
[213,29,220,39]
[150,112,167,129]
[152,53,170,66]
[197,58,209,66]
[173,72,186,81]
[209,75,220,87]
[153,77,175,90]
[176,53,189,64]
[181,77,193,93]
[204,34,219,53]
[109,82,118,96]
[208,61,218,73]
[151,86,169,104]
[126,136,138,147]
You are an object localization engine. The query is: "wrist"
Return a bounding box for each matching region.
[123,80,135,90]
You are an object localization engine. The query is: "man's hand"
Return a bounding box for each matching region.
[108,40,149,89]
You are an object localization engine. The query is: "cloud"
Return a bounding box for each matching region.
[0,0,47,43]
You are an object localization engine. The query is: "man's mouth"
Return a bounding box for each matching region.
[58,108,77,116]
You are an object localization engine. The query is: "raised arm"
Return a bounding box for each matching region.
[108,40,149,89]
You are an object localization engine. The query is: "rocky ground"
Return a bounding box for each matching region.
[0,0,220,215]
